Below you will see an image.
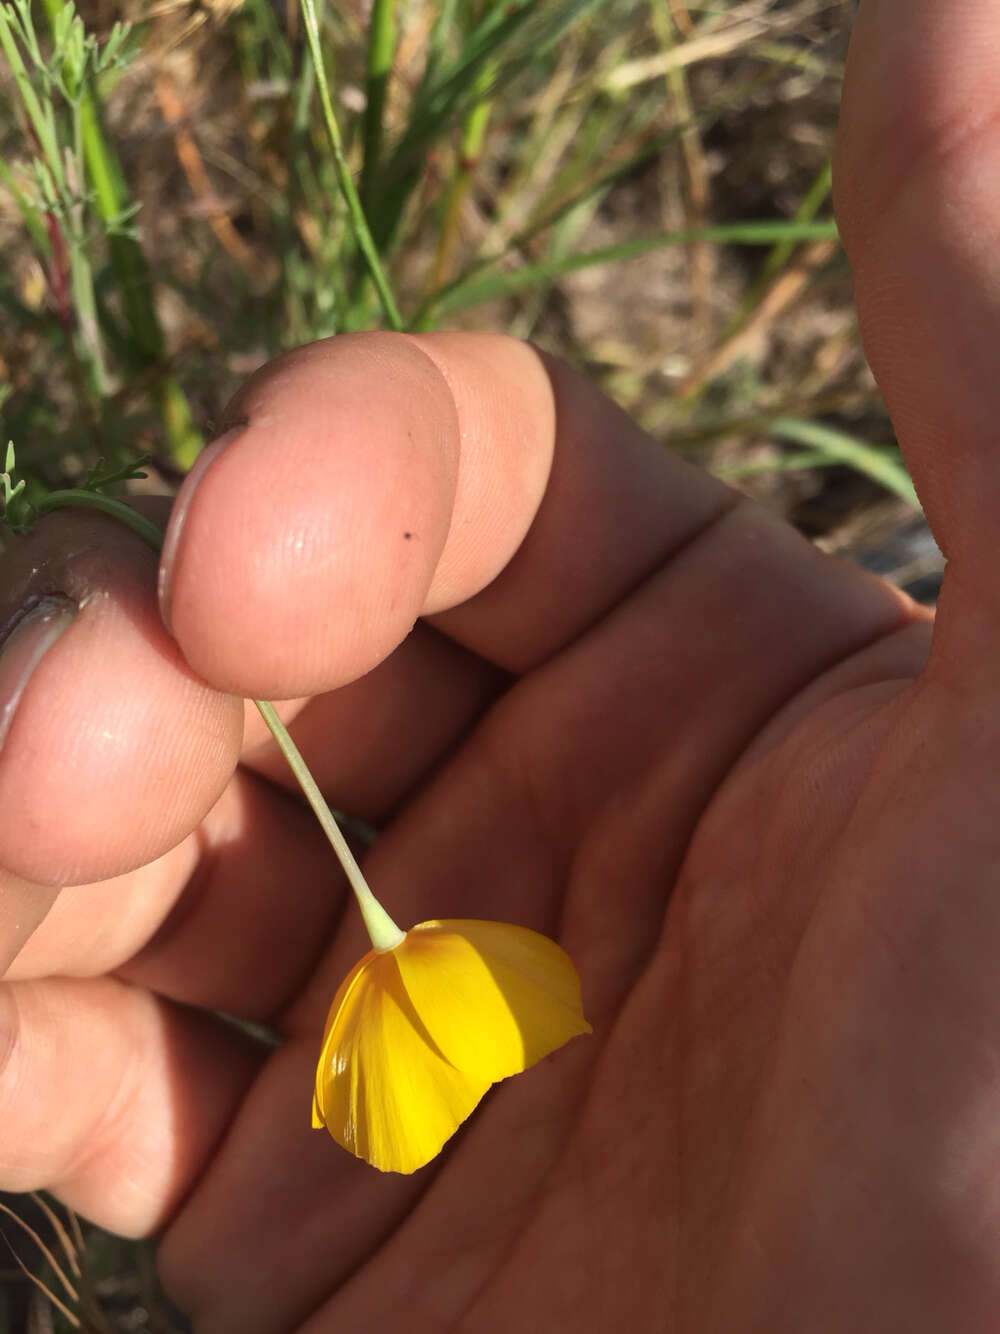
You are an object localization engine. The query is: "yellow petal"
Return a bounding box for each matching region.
[313,950,370,1132]
[312,919,592,1174]
[314,948,491,1174]
[396,920,592,1081]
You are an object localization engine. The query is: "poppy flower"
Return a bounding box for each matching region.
[312,918,592,1174]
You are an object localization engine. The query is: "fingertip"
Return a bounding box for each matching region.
[406,332,556,614]
[0,510,243,886]
[159,427,245,634]
[161,334,462,698]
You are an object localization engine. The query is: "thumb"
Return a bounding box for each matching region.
[835,0,1000,622]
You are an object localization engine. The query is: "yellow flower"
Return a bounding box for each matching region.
[312,919,592,1174]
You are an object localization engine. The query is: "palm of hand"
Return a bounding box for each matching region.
[156,489,951,1332]
[2,318,991,1332]
[1,350,994,1332]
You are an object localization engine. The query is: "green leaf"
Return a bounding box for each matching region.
[83,454,150,491]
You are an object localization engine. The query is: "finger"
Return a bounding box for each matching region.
[4,767,347,1024]
[0,974,261,1236]
[835,0,1000,620]
[0,510,243,890]
[159,332,731,699]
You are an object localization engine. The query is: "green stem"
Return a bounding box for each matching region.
[360,0,396,210]
[36,488,163,546]
[298,0,404,331]
[255,702,403,950]
[33,487,404,950]
[428,81,494,292]
[78,91,163,358]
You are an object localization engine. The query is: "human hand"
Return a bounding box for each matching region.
[1,1,996,1328]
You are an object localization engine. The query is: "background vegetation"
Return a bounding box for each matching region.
[0,0,937,1327]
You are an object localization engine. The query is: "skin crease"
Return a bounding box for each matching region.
[3,0,1000,1328]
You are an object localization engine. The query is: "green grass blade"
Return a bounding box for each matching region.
[768,418,921,509]
[410,59,797,328]
[370,0,604,251]
[360,0,396,208]
[419,0,459,97]
[756,157,833,287]
[425,219,840,321]
[78,94,163,363]
[718,448,834,479]
[299,0,403,330]
[427,47,496,289]
[722,157,833,340]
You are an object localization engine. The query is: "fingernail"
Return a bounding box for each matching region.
[159,426,244,633]
[0,595,77,752]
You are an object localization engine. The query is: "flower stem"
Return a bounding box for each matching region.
[254,702,403,951]
[32,487,406,953]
